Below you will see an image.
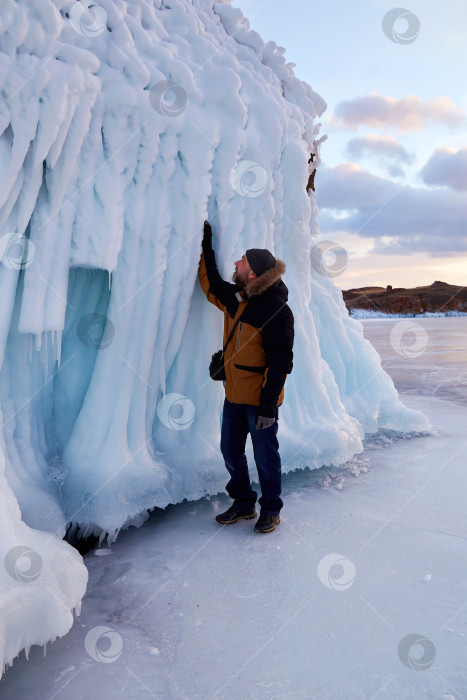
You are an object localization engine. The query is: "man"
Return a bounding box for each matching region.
[199,221,294,533]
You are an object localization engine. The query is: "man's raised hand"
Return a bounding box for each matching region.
[202,220,213,251]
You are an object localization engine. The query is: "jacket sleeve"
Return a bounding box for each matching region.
[198,242,241,315]
[259,305,294,407]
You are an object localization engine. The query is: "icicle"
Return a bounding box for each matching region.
[108,270,111,290]
[44,332,49,379]
[34,333,42,352]
[107,528,120,546]
[56,330,62,367]
[52,330,57,365]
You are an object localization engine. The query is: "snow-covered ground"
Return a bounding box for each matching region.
[1,316,466,700]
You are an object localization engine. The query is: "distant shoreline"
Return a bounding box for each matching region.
[350,309,467,319]
[343,281,467,317]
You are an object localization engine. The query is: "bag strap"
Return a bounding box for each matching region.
[222,307,247,353]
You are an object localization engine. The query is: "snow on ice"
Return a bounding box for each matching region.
[0,0,429,674]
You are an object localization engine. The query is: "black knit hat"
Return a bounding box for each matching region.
[245,248,276,277]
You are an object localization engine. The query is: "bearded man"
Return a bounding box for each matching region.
[198,221,294,533]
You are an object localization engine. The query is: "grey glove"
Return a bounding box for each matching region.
[255,404,276,430]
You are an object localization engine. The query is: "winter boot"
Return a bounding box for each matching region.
[254,514,280,533]
[216,504,257,525]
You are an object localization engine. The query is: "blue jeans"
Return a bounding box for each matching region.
[220,398,283,516]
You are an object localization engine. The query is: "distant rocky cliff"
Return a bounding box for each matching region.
[343,281,467,316]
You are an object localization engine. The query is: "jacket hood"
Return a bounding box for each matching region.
[244,259,287,299]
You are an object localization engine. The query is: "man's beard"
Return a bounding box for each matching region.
[232,270,248,288]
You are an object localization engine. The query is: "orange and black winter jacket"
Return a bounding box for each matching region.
[198,243,294,408]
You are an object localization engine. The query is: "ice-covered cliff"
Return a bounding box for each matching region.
[0,0,429,672]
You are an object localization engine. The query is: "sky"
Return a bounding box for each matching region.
[233,0,467,289]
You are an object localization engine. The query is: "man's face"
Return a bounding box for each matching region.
[232,253,255,288]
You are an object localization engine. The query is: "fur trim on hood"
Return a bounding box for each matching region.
[244,259,286,297]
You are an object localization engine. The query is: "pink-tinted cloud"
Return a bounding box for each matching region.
[317,163,467,256]
[420,147,467,192]
[346,134,414,176]
[330,93,466,132]
[347,134,413,162]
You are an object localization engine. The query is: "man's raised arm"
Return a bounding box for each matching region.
[198,221,240,314]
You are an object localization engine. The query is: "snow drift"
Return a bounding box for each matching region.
[0,0,429,673]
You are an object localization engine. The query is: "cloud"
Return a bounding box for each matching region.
[386,164,405,178]
[317,163,467,256]
[346,134,413,162]
[346,134,414,176]
[419,147,467,192]
[329,93,466,132]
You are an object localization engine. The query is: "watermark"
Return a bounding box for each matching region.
[229,160,268,198]
[310,240,348,278]
[382,8,420,45]
[4,545,43,583]
[149,80,188,117]
[77,313,115,350]
[0,232,35,270]
[156,393,195,430]
[317,553,356,591]
[69,2,107,38]
[389,319,428,358]
[84,626,123,663]
[398,634,436,670]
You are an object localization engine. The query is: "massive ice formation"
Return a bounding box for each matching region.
[0,0,429,671]
[0,0,430,534]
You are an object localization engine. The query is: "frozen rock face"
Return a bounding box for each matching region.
[0,0,429,545]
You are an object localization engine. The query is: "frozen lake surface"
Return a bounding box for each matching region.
[362,316,467,406]
[1,317,467,700]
